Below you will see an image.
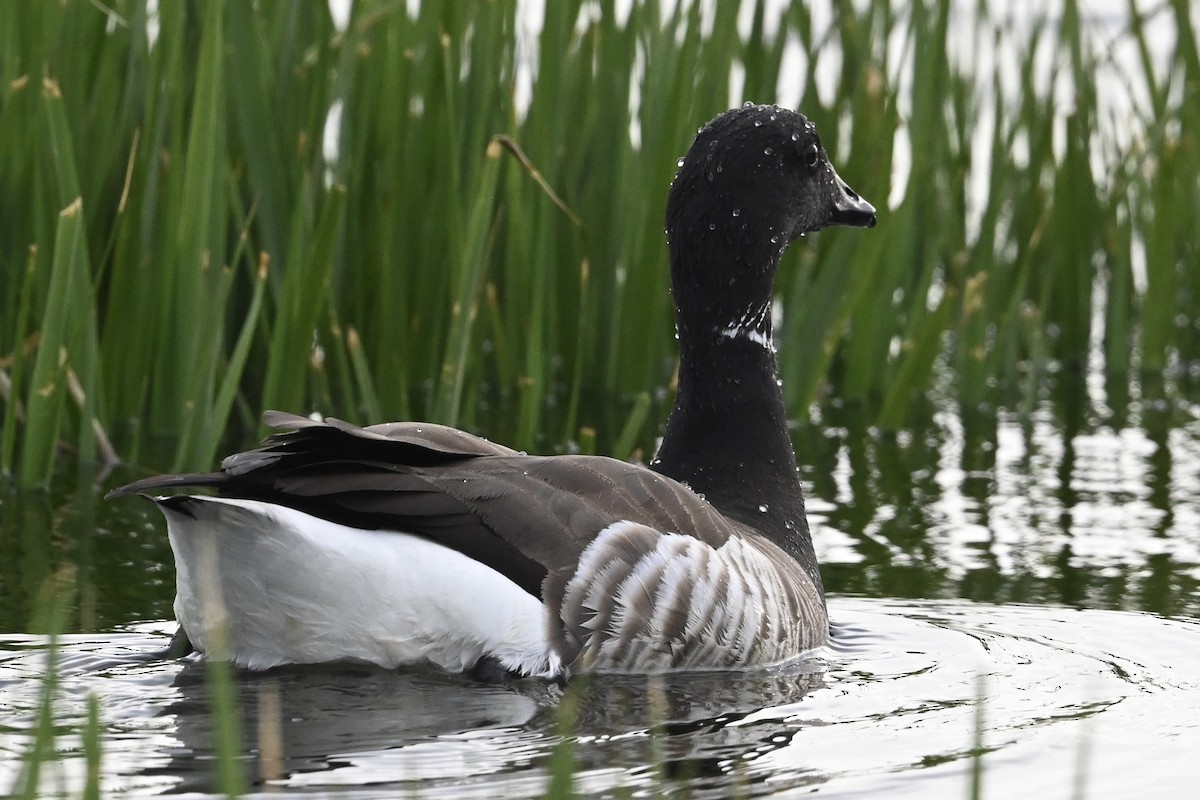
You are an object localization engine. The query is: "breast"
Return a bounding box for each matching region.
[559,521,828,673]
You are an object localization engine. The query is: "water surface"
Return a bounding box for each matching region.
[3,597,1199,797]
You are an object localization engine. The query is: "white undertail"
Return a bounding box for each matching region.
[163,497,560,676]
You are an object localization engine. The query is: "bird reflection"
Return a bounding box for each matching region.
[145,655,827,795]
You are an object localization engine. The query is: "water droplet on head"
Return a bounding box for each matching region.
[708,223,716,231]
[790,132,800,142]
[770,235,779,244]
[743,100,754,108]
[732,208,741,217]
[758,503,769,513]
[676,157,685,167]
[753,120,762,127]
[763,147,774,156]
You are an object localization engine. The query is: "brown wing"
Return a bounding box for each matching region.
[107,413,739,600]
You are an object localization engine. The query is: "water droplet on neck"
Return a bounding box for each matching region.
[732,208,741,217]
[708,223,716,231]
[676,157,685,167]
[753,120,762,127]
[758,503,769,513]
[763,146,774,156]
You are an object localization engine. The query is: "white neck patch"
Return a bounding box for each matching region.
[717,303,773,349]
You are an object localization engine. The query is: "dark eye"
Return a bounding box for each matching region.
[803,143,820,167]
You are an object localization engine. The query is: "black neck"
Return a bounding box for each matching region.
[651,241,819,580]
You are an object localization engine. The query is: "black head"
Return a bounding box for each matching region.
[664,104,876,339]
[667,104,875,242]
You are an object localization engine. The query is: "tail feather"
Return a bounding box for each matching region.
[104,472,227,500]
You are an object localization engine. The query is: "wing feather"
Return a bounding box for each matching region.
[107,414,742,605]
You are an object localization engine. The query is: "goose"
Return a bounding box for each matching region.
[108,103,876,678]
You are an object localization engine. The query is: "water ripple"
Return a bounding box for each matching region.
[2,600,1198,797]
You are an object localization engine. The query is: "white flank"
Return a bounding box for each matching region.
[162,497,558,676]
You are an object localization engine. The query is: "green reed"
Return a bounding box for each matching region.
[0,0,1195,485]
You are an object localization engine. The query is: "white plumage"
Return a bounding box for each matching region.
[163,497,559,676]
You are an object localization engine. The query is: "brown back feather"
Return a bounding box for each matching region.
[107,414,739,603]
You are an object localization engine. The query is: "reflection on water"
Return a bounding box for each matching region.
[2,599,1199,797]
[798,391,1200,618]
